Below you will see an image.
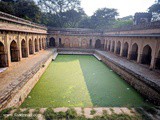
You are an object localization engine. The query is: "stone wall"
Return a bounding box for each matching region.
[95,51,160,105]
[0,49,56,110]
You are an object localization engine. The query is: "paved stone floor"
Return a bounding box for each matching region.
[96,50,160,92]
[5,107,160,120]
[0,49,53,94]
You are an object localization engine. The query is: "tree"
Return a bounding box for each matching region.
[90,8,118,29]
[0,1,15,14]
[148,3,160,13]
[38,0,81,13]
[78,16,92,28]
[14,0,41,23]
[62,9,85,28]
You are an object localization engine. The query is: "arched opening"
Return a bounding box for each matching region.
[95,39,101,49]
[73,40,79,48]
[59,38,62,46]
[108,41,111,51]
[10,40,19,62]
[130,43,138,61]
[122,42,129,57]
[29,39,33,54]
[90,39,92,48]
[155,51,160,70]
[35,39,38,52]
[0,42,7,67]
[116,41,121,54]
[21,39,27,58]
[141,45,152,65]
[111,41,115,52]
[39,39,42,50]
[49,37,56,47]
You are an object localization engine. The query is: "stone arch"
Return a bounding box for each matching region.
[141,45,152,65]
[122,42,129,57]
[21,39,27,58]
[0,41,7,67]
[108,41,111,51]
[10,40,19,62]
[155,50,160,69]
[49,37,56,47]
[130,43,138,61]
[29,39,34,54]
[116,41,121,54]
[35,39,38,52]
[82,39,88,48]
[64,38,70,47]
[73,39,79,48]
[95,39,101,49]
[111,41,115,52]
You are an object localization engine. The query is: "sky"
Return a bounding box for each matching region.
[81,0,156,18]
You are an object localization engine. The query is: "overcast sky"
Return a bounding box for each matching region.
[36,0,156,18]
[81,0,155,17]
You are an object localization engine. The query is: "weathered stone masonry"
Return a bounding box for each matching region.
[0,11,160,110]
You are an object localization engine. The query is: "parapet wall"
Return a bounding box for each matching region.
[0,49,56,110]
[95,50,160,105]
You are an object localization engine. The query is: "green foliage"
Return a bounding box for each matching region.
[0,0,41,23]
[0,1,15,14]
[38,0,81,13]
[44,108,77,119]
[0,108,13,120]
[112,19,133,28]
[14,0,41,23]
[89,8,118,29]
[66,108,77,119]
[148,3,160,13]
[90,109,96,115]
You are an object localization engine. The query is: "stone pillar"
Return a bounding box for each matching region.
[127,51,132,60]
[5,33,11,66]
[32,36,35,54]
[25,35,29,57]
[114,41,117,54]
[18,34,22,61]
[137,53,142,63]
[120,43,123,56]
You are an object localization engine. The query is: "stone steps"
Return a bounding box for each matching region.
[7,107,137,120]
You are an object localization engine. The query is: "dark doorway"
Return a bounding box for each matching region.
[29,39,33,54]
[130,43,138,61]
[111,41,115,52]
[35,39,38,52]
[122,42,129,57]
[49,37,56,47]
[90,39,92,48]
[116,41,121,54]
[155,51,160,70]
[95,39,101,49]
[0,42,7,67]
[21,39,27,58]
[10,40,19,62]
[141,45,152,65]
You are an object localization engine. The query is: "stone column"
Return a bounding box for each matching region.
[120,43,123,56]
[114,41,117,54]
[17,34,22,61]
[5,33,11,66]
[32,36,35,54]
[25,35,29,57]
[137,53,142,63]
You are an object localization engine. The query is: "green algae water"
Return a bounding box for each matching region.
[21,55,151,108]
